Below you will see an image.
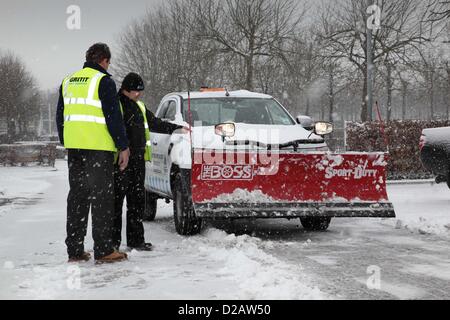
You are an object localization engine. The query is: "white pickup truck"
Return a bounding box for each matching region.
[143,90,330,231]
[143,89,394,236]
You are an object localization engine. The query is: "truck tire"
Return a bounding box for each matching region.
[173,172,202,235]
[300,217,331,231]
[144,191,158,221]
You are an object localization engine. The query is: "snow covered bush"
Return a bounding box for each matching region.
[346,120,450,179]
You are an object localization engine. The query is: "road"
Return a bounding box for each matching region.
[208,217,450,299]
[0,161,449,299]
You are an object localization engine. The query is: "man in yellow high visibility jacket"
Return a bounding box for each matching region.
[56,43,130,264]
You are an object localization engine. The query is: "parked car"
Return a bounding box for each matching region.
[420,126,450,188]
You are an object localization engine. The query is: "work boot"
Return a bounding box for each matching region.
[95,250,128,264]
[68,252,91,263]
[128,242,153,252]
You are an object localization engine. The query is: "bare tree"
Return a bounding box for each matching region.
[394,65,414,120]
[113,0,449,123]
[0,51,39,142]
[114,0,223,110]
[193,0,304,91]
[445,60,450,119]
[318,0,434,122]
[426,0,450,24]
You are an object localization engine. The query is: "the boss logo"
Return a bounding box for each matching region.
[201,165,254,180]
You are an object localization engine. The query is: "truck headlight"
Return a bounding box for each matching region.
[314,122,333,135]
[215,122,235,138]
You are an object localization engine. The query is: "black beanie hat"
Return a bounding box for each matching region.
[121,72,145,91]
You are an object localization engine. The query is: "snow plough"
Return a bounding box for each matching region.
[144,89,395,235]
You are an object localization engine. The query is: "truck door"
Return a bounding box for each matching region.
[145,99,178,197]
[146,101,169,196]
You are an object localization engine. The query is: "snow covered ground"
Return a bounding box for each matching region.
[0,161,449,300]
[386,182,450,237]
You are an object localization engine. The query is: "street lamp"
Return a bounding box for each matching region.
[366,2,381,122]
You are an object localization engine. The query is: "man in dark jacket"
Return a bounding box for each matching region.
[56,43,130,263]
[113,72,188,251]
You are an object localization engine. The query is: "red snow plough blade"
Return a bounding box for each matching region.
[191,150,395,219]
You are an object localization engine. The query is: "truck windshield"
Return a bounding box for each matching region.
[183,98,295,127]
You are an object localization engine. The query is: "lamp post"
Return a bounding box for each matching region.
[367,22,373,122]
[366,1,381,122]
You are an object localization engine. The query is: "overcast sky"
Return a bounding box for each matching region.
[0,0,161,91]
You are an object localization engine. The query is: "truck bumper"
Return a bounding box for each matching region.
[195,201,396,219]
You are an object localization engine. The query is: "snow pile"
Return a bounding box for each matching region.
[393,217,450,237]
[207,188,276,203]
[9,226,325,300]
[187,228,325,300]
[386,183,450,238]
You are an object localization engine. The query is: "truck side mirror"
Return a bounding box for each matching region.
[296,115,314,131]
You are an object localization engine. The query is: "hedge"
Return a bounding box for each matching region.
[346,120,450,180]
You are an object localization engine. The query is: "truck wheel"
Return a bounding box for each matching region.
[144,191,157,221]
[300,217,331,231]
[173,172,202,235]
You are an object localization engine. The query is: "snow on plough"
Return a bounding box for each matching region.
[144,89,395,235]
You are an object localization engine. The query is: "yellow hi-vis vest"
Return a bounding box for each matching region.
[62,67,117,152]
[137,101,152,161]
[118,100,152,161]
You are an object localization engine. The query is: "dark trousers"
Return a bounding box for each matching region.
[113,152,146,248]
[66,149,115,260]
